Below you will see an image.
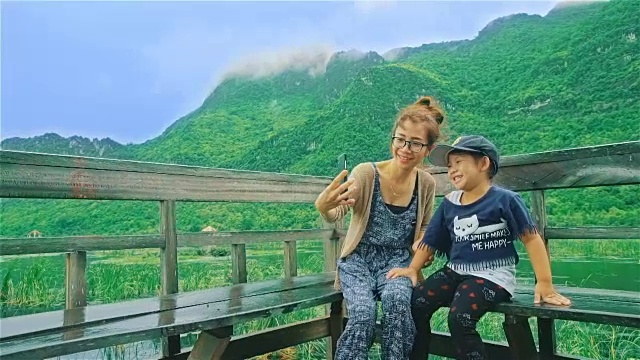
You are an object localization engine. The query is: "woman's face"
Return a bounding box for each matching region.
[390,121,430,170]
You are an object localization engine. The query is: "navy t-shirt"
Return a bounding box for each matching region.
[419,186,538,272]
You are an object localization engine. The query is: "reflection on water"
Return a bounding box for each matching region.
[515,254,639,292]
[50,340,161,360]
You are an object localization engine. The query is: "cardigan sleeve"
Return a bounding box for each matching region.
[419,173,437,235]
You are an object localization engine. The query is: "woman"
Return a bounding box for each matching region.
[315,96,445,359]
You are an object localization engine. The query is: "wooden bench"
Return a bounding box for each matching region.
[0,272,343,360]
[364,285,640,359]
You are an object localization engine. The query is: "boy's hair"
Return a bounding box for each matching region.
[428,135,500,177]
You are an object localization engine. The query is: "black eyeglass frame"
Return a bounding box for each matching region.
[391,136,428,153]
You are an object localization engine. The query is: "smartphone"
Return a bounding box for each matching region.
[337,153,347,183]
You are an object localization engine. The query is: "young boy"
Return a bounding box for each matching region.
[387,135,571,360]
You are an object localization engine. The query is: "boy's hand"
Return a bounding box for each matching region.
[534,282,571,306]
[386,267,419,286]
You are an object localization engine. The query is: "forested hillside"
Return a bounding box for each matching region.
[1,0,638,237]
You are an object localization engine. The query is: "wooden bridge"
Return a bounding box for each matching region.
[0,140,638,360]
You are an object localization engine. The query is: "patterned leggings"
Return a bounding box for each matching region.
[410,266,511,360]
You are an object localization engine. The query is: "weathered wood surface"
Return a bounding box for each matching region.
[187,326,232,360]
[500,286,640,328]
[0,281,342,360]
[2,141,637,201]
[284,241,298,277]
[429,141,639,195]
[65,251,87,309]
[0,150,330,202]
[231,244,247,284]
[545,226,640,239]
[0,229,333,256]
[160,200,181,356]
[166,317,332,360]
[180,228,332,247]
[0,272,336,341]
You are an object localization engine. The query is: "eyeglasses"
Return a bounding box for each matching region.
[391,137,428,153]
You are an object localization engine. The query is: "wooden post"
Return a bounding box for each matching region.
[503,314,538,360]
[323,217,344,360]
[188,326,233,360]
[231,244,247,284]
[160,200,180,356]
[531,190,556,359]
[284,240,298,278]
[65,251,87,309]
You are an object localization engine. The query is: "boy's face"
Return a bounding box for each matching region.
[446,152,491,190]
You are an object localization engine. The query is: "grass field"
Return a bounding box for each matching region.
[1,239,638,359]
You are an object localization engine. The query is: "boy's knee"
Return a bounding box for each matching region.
[447,309,477,335]
[411,286,431,309]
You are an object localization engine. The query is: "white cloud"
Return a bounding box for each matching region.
[221,44,336,80]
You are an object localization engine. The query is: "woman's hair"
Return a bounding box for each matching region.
[391,96,446,147]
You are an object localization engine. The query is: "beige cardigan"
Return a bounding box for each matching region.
[322,162,437,289]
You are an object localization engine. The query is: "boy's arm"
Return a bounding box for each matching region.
[412,231,434,267]
[521,232,571,306]
[387,246,434,286]
[408,245,435,272]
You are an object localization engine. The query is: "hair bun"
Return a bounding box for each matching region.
[415,96,434,107]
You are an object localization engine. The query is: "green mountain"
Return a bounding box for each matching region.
[1,0,638,237]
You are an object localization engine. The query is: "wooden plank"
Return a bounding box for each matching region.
[428,140,640,195]
[0,150,332,184]
[220,317,330,360]
[530,191,548,247]
[322,218,343,360]
[231,244,247,284]
[179,229,332,248]
[188,326,232,360]
[0,272,336,341]
[0,234,164,255]
[546,227,640,240]
[538,318,556,360]
[0,229,332,256]
[160,200,180,357]
[0,152,329,202]
[514,285,640,303]
[165,317,332,360]
[328,300,343,360]
[284,241,297,278]
[497,294,640,328]
[0,281,343,359]
[503,314,538,360]
[65,251,87,309]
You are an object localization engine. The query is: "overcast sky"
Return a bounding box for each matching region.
[1,1,558,144]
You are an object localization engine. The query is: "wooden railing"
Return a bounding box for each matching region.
[1,139,638,358]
